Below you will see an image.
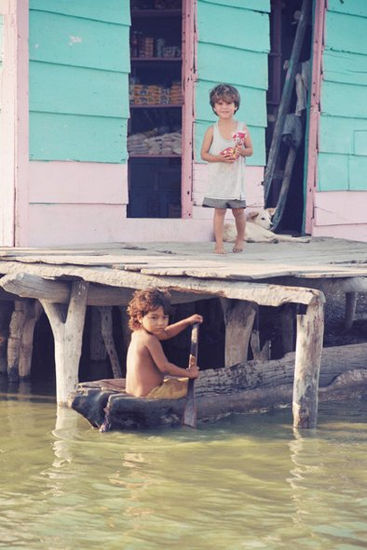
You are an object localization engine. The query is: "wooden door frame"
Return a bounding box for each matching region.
[181,0,196,219]
[303,0,325,233]
[0,0,28,246]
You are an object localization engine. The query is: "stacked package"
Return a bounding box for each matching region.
[128,130,181,156]
[130,82,182,105]
[169,82,182,104]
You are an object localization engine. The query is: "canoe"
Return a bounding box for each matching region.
[70,342,367,431]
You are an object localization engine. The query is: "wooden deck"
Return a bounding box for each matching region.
[0,236,366,428]
[0,236,366,282]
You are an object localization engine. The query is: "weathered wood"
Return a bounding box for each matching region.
[89,307,107,361]
[263,0,311,202]
[293,301,324,428]
[0,272,213,305]
[0,302,13,376]
[71,342,367,431]
[98,306,122,378]
[41,281,88,406]
[345,292,358,330]
[19,300,42,379]
[250,330,271,361]
[7,301,27,382]
[280,303,295,353]
[221,299,257,366]
[271,146,297,231]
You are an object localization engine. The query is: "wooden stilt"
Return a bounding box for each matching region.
[41,281,88,406]
[281,303,295,354]
[221,299,257,366]
[293,298,324,428]
[0,302,13,376]
[19,301,42,379]
[89,307,107,361]
[7,301,27,382]
[345,292,358,331]
[98,306,122,378]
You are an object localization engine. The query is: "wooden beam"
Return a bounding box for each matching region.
[41,281,88,406]
[293,300,324,428]
[221,299,257,366]
[0,272,214,305]
[98,306,122,378]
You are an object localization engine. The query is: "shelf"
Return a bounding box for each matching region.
[130,103,182,108]
[131,9,181,18]
[131,57,182,62]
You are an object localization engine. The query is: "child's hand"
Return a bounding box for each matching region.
[188,314,203,325]
[187,358,199,379]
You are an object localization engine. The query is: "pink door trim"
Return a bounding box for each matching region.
[304,0,326,234]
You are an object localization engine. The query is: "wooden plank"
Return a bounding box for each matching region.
[30,0,131,25]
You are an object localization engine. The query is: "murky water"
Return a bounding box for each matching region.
[0,381,367,549]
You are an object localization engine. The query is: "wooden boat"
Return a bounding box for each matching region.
[70,342,367,431]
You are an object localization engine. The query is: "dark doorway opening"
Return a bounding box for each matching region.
[266,0,312,234]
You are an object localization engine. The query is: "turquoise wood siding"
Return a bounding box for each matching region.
[194,0,270,166]
[29,0,130,162]
[318,0,367,191]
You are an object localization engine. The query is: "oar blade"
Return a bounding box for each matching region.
[182,379,197,428]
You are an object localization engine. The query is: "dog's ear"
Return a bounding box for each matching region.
[266,207,276,217]
[248,211,259,220]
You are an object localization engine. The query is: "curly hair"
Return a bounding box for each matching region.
[209,83,241,114]
[127,288,172,331]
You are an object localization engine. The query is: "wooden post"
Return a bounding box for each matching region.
[98,306,122,378]
[41,281,88,406]
[0,301,13,376]
[19,301,42,379]
[293,298,324,428]
[281,303,295,354]
[345,292,358,331]
[90,308,107,361]
[7,300,27,382]
[221,299,257,366]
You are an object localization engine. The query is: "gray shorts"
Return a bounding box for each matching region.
[202,197,246,209]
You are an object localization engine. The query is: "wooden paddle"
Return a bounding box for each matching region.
[182,322,200,428]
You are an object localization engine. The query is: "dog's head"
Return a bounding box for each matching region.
[247,208,275,230]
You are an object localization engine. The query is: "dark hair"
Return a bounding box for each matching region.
[127,288,172,330]
[209,83,241,114]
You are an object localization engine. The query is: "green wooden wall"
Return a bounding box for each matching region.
[194,0,270,166]
[29,0,130,163]
[318,0,367,191]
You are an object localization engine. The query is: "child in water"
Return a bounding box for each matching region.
[125,288,202,399]
[201,83,253,254]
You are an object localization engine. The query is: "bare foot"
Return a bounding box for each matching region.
[214,246,226,254]
[233,242,244,253]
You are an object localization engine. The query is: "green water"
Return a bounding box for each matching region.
[0,382,366,550]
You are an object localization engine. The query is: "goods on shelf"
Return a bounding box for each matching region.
[130,31,181,58]
[130,81,182,105]
[128,129,181,156]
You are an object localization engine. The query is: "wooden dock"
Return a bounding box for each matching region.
[0,236,367,428]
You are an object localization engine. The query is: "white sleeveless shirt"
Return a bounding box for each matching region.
[204,121,247,201]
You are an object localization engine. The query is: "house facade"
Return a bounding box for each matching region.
[0,0,366,246]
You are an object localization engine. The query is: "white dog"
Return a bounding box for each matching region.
[223,208,310,243]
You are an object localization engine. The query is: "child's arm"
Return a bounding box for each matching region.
[158,314,203,341]
[201,126,235,163]
[147,336,199,379]
[236,126,253,158]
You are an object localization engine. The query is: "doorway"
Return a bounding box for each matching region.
[266,0,312,234]
[127,0,184,219]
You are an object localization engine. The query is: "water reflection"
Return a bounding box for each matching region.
[1,386,367,549]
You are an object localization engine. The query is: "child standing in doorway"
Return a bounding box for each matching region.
[125,288,202,399]
[201,83,253,254]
